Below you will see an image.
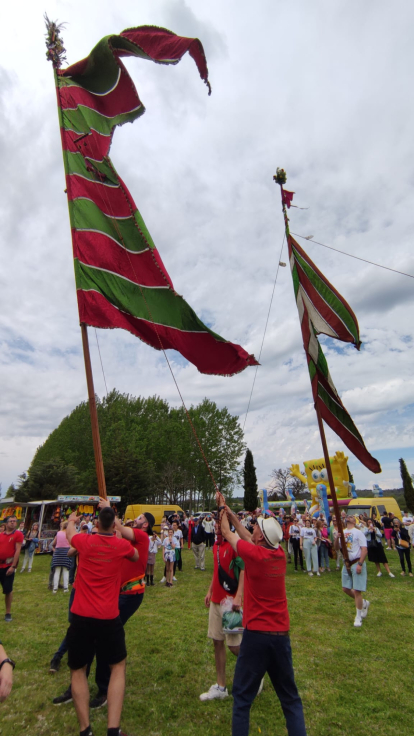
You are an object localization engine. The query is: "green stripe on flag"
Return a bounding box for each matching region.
[308,359,316,382]
[69,199,154,252]
[66,151,118,185]
[293,246,359,343]
[62,104,144,137]
[74,259,225,339]
[291,264,300,299]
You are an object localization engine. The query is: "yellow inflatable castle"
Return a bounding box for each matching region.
[290,450,350,516]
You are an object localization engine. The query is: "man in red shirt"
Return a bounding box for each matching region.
[0,516,23,623]
[93,499,153,705]
[219,501,307,736]
[200,521,244,701]
[65,506,137,736]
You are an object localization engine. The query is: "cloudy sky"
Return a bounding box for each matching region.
[1,0,413,497]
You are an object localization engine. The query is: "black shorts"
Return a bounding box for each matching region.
[0,567,15,595]
[66,614,126,670]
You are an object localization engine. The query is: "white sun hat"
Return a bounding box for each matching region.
[257,516,283,549]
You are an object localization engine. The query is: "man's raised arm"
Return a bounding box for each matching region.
[99,498,136,544]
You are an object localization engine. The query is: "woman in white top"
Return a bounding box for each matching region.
[300,520,320,576]
[146,533,162,586]
[162,529,176,588]
[289,522,304,571]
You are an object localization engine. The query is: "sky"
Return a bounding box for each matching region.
[1,0,413,497]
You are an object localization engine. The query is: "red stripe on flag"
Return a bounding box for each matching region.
[66,175,131,218]
[61,129,112,161]
[59,69,142,118]
[78,290,258,376]
[73,230,172,289]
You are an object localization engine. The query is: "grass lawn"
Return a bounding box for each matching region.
[1,548,413,736]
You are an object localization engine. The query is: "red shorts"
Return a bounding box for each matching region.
[384,528,392,540]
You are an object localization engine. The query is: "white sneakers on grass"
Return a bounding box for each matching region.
[200,684,228,701]
[160,576,166,583]
[361,600,370,619]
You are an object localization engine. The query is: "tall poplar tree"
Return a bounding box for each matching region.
[243,448,258,511]
[399,458,414,513]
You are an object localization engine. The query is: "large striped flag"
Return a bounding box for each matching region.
[52,25,257,376]
[288,234,381,473]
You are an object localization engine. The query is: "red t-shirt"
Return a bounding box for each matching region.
[70,533,135,619]
[211,540,239,604]
[0,530,24,568]
[120,528,150,594]
[236,540,289,632]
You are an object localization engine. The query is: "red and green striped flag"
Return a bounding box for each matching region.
[288,233,381,474]
[50,25,257,376]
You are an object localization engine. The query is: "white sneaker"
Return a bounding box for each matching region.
[308,572,313,577]
[160,576,166,583]
[361,600,370,619]
[199,684,229,701]
[353,616,362,627]
[257,678,264,696]
[173,576,177,581]
[377,572,382,577]
[389,573,395,578]
[316,572,321,577]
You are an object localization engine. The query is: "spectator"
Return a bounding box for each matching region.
[402,510,413,528]
[172,521,183,575]
[341,516,369,627]
[146,533,162,585]
[364,519,395,578]
[288,520,304,572]
[203,514,215,549]
[391,519,412,577]
[50,521,71,594]
[318,520,331,572]
[163,529,176,587]
[20,523,39,573]
[191,516,207,571]
[300,519,319,577]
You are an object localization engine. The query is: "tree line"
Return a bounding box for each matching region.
[12,390,245,512]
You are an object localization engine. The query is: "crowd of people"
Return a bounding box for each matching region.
[1,501,414,735]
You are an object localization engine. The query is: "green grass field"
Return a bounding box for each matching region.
[1,548,413,736]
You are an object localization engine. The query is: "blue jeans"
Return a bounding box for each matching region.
[95,593,144,694]
[319,543,330,569]
[54,588,76,659]
[232,630,307,736]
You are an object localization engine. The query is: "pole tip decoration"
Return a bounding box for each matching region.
[44,13,67,68]
[273,167,287,185]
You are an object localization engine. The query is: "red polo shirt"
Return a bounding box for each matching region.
[236,540,289,632]
[0,530,24,568]
[211,540,239,604]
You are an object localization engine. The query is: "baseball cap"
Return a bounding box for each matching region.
[256,516,283,548]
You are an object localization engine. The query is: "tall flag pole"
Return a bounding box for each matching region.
[46,17,107,498]
[274,167,381,566]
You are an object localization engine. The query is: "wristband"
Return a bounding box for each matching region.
[0,658,15,671]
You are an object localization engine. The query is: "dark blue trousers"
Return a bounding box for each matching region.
[232,630,307,736]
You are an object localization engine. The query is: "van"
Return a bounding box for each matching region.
[124,504,184,532]
[341,497,402,522]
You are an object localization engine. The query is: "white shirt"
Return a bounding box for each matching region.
[403,514,413,526]
[148,536,162,554]
[343,527,367,560]
[172,529,183,550]
[289,524,301,539]
[300,527,316,541]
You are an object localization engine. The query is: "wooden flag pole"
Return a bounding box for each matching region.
[315,407,350,568]
[81,323,107,499]
[46,20,107,500]
[274,167,349,567]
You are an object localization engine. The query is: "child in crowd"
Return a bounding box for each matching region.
[146,532,162,585]
[162,529,176,587]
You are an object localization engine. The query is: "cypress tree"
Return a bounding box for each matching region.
[399,458,414,513]
[243,448,258,511]
[347,465,354,484]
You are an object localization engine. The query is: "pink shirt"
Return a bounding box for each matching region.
[55,530,70,549]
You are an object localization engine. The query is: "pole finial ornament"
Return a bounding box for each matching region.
[44,14,67,68]
[273,168,287,186]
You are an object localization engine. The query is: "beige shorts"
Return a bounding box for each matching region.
[207,602,243,646]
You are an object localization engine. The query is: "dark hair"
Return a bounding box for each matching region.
[143,512,155,535]
[99,507,115,531]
